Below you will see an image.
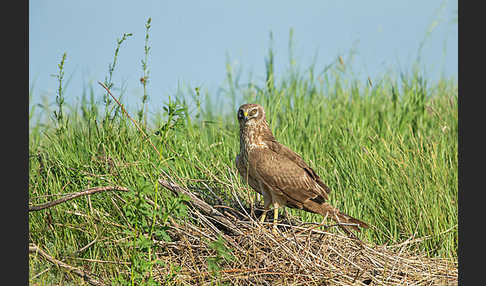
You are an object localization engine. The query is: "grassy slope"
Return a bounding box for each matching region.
[29,40,457,284]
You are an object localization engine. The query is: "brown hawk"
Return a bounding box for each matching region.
[235,103,369,234]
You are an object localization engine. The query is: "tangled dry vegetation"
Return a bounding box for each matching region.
[149,180,458,285]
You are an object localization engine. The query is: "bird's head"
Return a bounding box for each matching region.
[237,103,266,127]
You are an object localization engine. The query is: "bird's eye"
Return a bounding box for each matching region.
[238,110,244,119]
[249,109,257,116]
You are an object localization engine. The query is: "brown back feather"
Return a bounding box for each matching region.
[252,148,326,205]
[265,139,332,195]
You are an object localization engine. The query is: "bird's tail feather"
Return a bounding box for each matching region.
[303,201,368,233]
[329,209,369,232]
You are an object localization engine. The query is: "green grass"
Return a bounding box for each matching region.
[29,26,457,284]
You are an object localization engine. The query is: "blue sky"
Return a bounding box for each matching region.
[29,1,457,114]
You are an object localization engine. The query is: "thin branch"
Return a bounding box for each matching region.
[29,243,107,286]
[158,179,244,236]
[97,81,184,188]
[28,186,129,212]
[75,237,98,255]
[31,267,51,280]
[97,81,161,158]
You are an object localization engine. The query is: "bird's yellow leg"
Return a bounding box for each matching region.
[260,199,271,224]
[272,206,279,234]
[259,189,271,225]
[259,210,268,223]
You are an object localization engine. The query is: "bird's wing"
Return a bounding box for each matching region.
[235,154,246,180]
[236,153,263,195]
[266,140,331,197]
[252,148,328,207]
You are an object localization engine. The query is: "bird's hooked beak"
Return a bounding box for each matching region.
[243,111,249,121]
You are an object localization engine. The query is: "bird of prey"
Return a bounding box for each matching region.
[235,103,368,234]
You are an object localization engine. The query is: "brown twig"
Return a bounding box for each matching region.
[29,243,106,286]
[158,179,244,236]
[28,186,129,212]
